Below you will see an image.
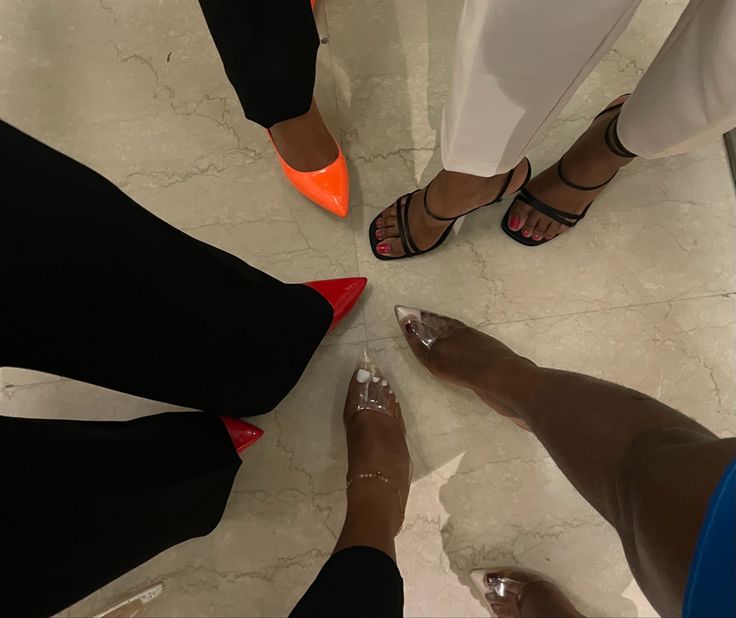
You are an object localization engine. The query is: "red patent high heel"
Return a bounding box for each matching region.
[304,277,367,332]
[218,416,264,454]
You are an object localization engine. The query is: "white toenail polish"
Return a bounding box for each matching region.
[356,369,371,383]
[382,379,388,386]
[372,376,380,383]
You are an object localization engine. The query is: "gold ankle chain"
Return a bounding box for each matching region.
[346,470,404,527]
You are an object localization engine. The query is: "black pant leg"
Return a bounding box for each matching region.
[2,412,241,617]
[199,0,319,128]
[1,121,332,415]
[290,547,404,617]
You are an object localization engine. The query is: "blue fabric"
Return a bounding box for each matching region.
[683,458,736,618]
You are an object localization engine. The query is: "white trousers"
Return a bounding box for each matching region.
[441,0,736,176]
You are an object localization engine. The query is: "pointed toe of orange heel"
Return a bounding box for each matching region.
[218,416,264,454]
[304,277,367,331]
[270,134,350,218]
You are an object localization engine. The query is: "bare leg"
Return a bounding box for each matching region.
[334,351,412,559]
[396,306,736,617]
[290,352,411,617]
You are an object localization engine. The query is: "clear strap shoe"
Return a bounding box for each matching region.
[471,568,581,617]
[344,350,412,530]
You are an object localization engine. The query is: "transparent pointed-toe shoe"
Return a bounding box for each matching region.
[269,132,350,218]
[305,277,367,331]
[218,416,264,454]
[471,568,581,618]
[394,305,467,353]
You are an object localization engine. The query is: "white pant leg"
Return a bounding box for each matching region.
[441,0,641,177]
[618,0,736,159]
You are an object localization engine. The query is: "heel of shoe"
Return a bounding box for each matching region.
[304,277,367,331]
[218,416,264,454]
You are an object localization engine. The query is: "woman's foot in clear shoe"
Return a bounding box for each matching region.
[342,351,412,537]
[471,568,583,618]
[395,306,534,428]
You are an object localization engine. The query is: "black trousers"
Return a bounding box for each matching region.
[199,0,319,128]
[1,119,333,615]
[291,546,405,617]
[3,412,240,617]
[2,120,332,416]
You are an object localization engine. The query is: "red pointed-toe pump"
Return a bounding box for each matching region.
[218,416,264,454]
[304,277,367,332]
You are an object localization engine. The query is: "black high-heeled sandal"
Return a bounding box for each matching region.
[369,158,531,261]
[501,96,636,247]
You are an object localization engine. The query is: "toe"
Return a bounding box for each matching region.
[521,210,544,240]
[543,220,562,240]
[375,237,405,258]
[506,199,531,232]
[376,214,398,241]
[531,217,551,242]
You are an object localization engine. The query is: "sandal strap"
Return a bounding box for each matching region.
[516,189,590,227]
[556,155,616,191]
[605,115,636,158]
[397,192,421,255]
[423,159,526,222]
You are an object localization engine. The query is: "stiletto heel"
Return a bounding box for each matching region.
[304,277,367,331]
[268,132,350,218]
[218,416,264,454]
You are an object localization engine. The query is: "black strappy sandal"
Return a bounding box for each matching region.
[501,96,635,247]
[370,158,531,261]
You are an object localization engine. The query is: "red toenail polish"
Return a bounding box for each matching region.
[532,233,542,240]
[376,219,383,228]
[509,215,520,230]
[404,321,417,335]
[377,243,390,255]
[376,229,384,240]
[522,229,531,238]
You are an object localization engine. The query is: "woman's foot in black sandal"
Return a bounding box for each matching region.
[370,158,531,260]
[502,95,636,246]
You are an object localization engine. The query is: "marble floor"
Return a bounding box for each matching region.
[2,1,735,616]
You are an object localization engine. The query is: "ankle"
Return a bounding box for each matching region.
[346,478,404,533]
[437,169,502,196]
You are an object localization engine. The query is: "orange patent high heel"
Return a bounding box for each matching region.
[218,416,264,454]
[304,277,367,331]
[268,132,350,218]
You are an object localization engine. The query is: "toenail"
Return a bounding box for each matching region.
[375,229,384,240]
[521,228,531,238]
[376,218,384,228]
[509,215,520,230]
[532,233,542,241]
[377,242,391,255]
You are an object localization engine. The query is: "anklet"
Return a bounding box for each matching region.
[346,471,404,527]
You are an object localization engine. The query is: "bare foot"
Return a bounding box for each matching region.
[342,351,412,536]
[269,99,338,171]
[373,159,529,257]
[395,306,534,429]
[506,95,633,242]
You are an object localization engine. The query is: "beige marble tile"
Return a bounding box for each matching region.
[1,0,735,616]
